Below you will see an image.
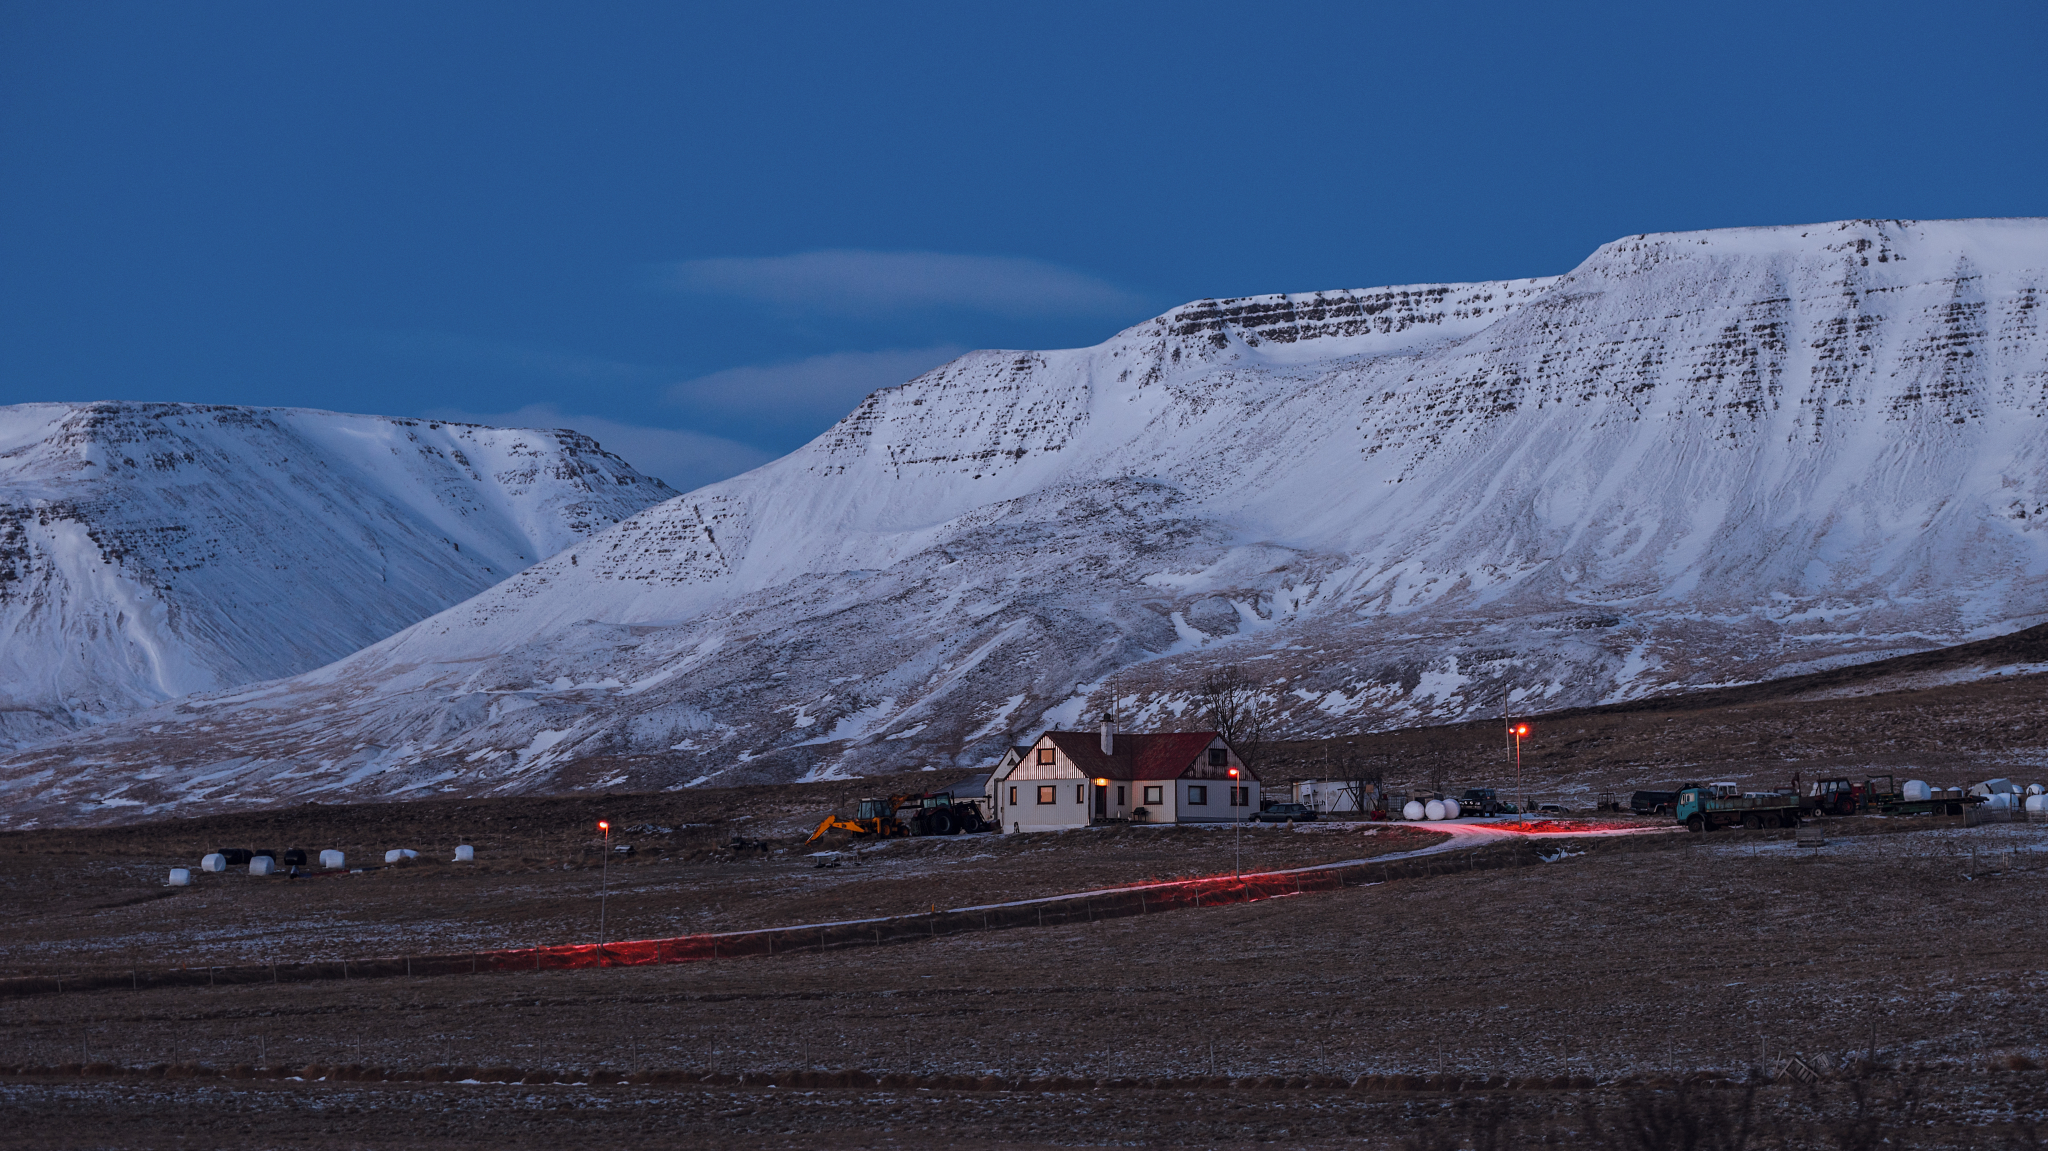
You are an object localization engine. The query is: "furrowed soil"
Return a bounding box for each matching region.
[2,786,2045,1148]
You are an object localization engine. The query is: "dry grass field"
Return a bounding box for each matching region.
[2,783,2045,1148]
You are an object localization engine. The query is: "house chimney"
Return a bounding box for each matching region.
[1099,711,1116,757]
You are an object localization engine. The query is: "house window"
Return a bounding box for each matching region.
[1037,748,1055,765]
[1076,784,1084,804]
[1116,786,1125,806]
[1188,785,1208,805]
[1144,785,1162,805]
[1037,785,1056,804]
[1230,786,1250,807]
[1208,748,1228,767]
[1009,786,1018,805]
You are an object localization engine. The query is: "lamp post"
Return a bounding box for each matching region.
[597,819,610,962]
[1229,766,1243,891]
[1509,725,1530,820]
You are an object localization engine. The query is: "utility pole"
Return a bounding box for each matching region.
[1230,766,1244,893]
[597,819,611,962]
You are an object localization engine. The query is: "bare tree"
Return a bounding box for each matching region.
[1196,665,1269,772]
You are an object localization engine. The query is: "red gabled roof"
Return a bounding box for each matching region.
[1041,730,1248,781]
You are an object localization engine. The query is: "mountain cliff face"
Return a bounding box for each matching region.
[0,403,676,747]
[8,218,2048,826]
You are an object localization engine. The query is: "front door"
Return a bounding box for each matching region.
[1093,784,1108,819]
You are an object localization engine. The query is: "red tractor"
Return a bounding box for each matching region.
[1805,777,1861,817]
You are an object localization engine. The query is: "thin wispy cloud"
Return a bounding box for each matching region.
[669,346,966,424]
[426,403,775,493]
[664,250,1154,319]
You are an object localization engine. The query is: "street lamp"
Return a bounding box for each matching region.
[1229,767,1243,891]
[1509,725,1530,820]
[597,819,610,962]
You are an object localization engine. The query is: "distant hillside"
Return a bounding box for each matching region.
[0,402,677,746]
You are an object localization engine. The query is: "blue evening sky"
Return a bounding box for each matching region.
[3,2,2043,489]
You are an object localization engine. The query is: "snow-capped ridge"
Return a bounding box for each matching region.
[0,402,678,747]
[7,217,2048,825]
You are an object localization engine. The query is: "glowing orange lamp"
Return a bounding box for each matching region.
[597,819,612,960]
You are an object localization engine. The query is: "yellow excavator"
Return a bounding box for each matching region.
[805,796,911,845]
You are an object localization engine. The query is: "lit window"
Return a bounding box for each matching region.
[1037,748,1055,765]
[1037,785,1056,805]
[1076,784,1084,804]
[1208,748,1228,767]
[1188,785,1208,805]
[1009,786,1018,805]
[1144,785,1162,805]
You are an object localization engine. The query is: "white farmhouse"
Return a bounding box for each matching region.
[988,716,1258,832]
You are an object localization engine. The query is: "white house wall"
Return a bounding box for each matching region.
[1003,741,1089,832]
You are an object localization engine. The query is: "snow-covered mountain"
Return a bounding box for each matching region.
[9,218,2048,826]
[0,403,676,747]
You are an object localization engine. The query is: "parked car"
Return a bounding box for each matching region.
[1536,802,1571,815]
[1251,802,1318,823]
[1458,787,1518,816]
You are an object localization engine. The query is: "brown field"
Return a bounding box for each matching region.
[2,782,2045,1148]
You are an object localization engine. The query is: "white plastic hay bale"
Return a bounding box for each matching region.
[1442,798,1462,819]
[385,848,419,864]
[2024,794,2048,813]
[249,855,275,876]
[1425,799,1447,821]
[454,844,475,862]
[1402,800,1426,821]
[200,853,226,873]
[167,868,190,886]
[1903,780,1931,801]
[319,849,345,869]
[1986,792,2015,811]
[2029,784,2046,796]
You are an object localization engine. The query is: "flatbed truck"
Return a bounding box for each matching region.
[1676,783,1801,832]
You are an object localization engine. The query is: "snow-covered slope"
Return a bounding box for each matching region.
[0,403,677,746]
[9,218,2048,825]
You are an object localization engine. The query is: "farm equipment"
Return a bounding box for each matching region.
[1800,775,1982,818]
[905,790,993,836]
[1804,777,1860,817]
[1854,775,1981,817]
[805,797,911,845]
[804,790,993,845]
[1676,782,1802,831]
